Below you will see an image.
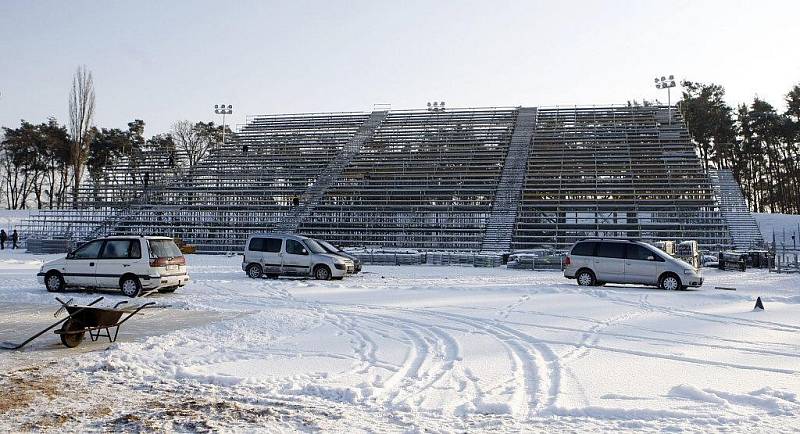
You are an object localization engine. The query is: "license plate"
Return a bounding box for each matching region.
[166,265,177,271]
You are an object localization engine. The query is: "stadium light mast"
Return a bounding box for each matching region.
[654,75,676,124]
[427,101,446,112]
[214,104,233,146]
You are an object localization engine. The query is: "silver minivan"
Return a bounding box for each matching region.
[242,233,354,280]
[563,238,703,290]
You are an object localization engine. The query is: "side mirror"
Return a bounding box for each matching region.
[302,248,308,255]
[66,250,75,259]
[647,256,655,261]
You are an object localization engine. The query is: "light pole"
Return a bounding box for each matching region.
[214,104,233,146]
[654,76,676,124]
[427,101,446,112]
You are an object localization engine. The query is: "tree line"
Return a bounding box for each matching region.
[0,67,228,209]
[679,81,800,214]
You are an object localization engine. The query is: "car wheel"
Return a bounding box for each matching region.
[576,269,596,286]
[45,271,65,292]
[246,264,263,279]
[314,265,332,280]
[120,276,142,298]
[659,273,681,291]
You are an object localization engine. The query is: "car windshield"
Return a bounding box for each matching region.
[315,239,340,252]
[148,239,182,258]
[302,239,327,254]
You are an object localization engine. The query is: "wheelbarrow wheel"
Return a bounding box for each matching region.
[59,319,85,348]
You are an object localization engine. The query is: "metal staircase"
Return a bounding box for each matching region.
[709,168,764,249]
[274,110,388,232]
[480,107,537,252]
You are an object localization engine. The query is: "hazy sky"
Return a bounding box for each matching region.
[1,0,798,135]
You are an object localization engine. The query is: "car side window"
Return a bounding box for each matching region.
[597,242,626,259]
[73,240,103,259]
[571,242,596,256]
[286,239,308,255]
[100,240,132,259]
[627,244,653,261]
[264,238,282,253]
[129,240,142,259]
[248,238,265,252]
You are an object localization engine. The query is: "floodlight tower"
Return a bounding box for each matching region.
[654,75,676,124]
[426,101,446,112]
[214,104,233,146]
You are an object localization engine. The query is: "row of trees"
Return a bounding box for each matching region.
[680,81,800,214]
[1,118,226,209]
[0,67,227,209]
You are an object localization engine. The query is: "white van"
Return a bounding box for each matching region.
[37,236,189,297]
[563,238,703,290]
[242,233,354,280]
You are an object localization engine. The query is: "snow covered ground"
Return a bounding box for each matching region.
[1,250,799,432]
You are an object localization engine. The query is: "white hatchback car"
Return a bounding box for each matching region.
[37,236,189,297]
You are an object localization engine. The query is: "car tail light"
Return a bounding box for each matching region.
[564,256,571,266]
[150,256,186,267]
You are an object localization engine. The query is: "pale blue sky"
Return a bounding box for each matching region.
[1,0,798,135]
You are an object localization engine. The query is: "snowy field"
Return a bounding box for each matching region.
[1,250,799,432]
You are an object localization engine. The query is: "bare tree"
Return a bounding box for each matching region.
[68,65,96,207]
[171,120,213,169]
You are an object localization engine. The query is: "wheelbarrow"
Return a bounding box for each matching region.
[1,297,155,349]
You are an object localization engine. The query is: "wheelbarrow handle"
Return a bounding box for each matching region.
[115,302,157,328]
[1,297,106,351]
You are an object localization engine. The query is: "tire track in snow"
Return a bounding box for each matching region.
[575,285,800,333]
[347,311,468,410]
[418,309,561,417]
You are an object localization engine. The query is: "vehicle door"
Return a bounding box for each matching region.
[569,241,597,269]
[624,244,662,285]
[246,237,265,268]
[64,240,104,287]
[260,237,283,274]
[593,242,627,283]
[282,239,312,275]
[95,239,139,288]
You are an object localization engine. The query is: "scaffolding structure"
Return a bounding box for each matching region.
[21,105,735,254]
[513,106,730,250]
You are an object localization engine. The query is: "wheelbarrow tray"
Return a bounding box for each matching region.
[63,305,126,329]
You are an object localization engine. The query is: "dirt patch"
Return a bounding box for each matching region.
[0,364,63,414]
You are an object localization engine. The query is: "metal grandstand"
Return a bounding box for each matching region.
[20,104,738,254]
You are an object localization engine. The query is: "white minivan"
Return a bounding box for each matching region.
[38,236,189,297]
[563,238,703,290]
[242,233,354,280]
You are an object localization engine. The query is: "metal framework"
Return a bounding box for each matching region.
[513,106,729,250]
[21,105,735,253]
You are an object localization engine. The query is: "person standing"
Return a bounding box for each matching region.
[11,229,19,250]
[0,229,6,250]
